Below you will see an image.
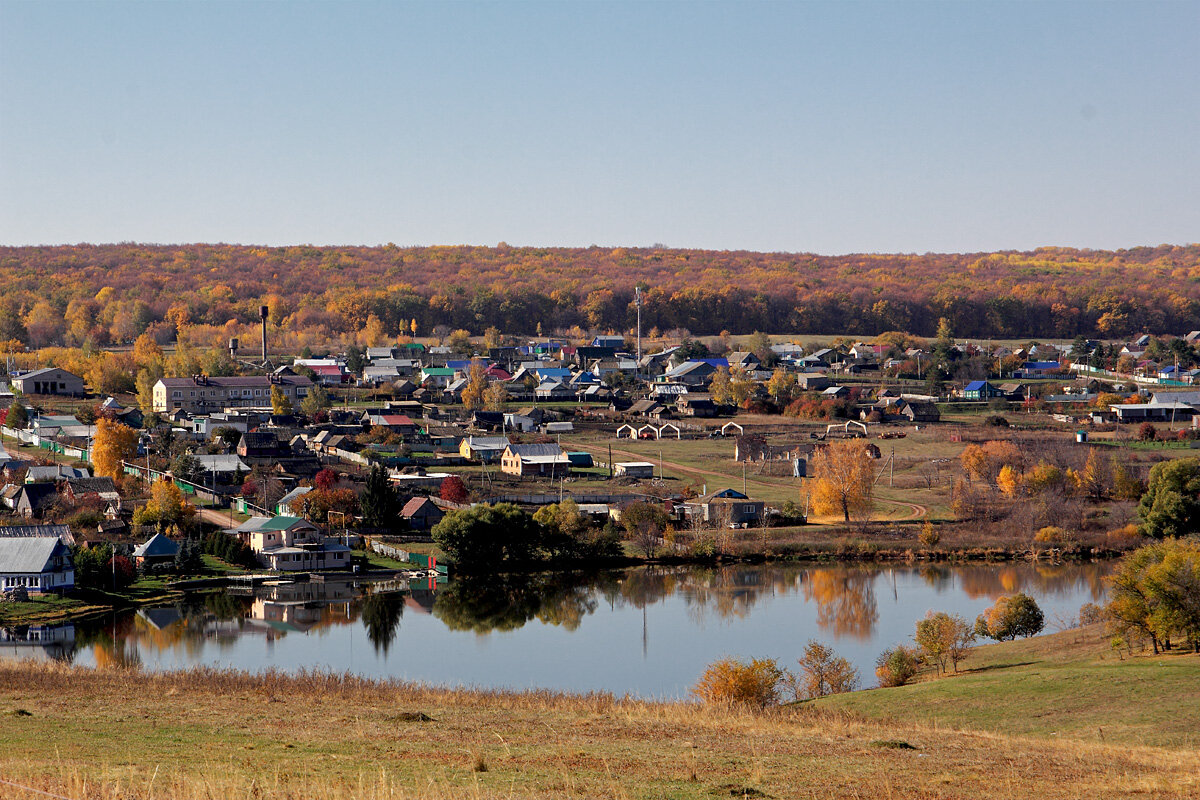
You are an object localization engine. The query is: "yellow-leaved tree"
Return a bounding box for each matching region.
[461,360,488,410]
[809,439,876,523]
[92,417,138,480]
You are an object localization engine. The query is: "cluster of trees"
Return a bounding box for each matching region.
[71,544,136,591]
[431,501,622,571]
[1107,538,1200,654]
[3,244,1200,350]
[201,531,260,569]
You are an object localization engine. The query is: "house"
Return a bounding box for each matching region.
[627,398,667,418]
[275,485,313,516]
[726,352,761,370]
[504,413,539,432]
[400,497,445,530]
[308,363,350,386]
[237,430,290,459]
[0,524,74,545]
[25,465,90,483]
[190,454,251,483]
[0,536,74,594]
[362,413,419,436]
[500,443,569,478]
[795,374,831,391]
[662,360,719,387]
[676,394,717,417]
[11,368,85,397]
[459,436,509,463]
[153,374,313,414]
[535,380,574,401]
[900,401,941,423]
[132,533,180,569]
[237,516,351,572]
[963,380,1002,400]
[684,489,765,527]
[419,367,456,389]
[13,483,58,518]
[469,411,506,431]
[614,462,655,479]
[63,477,122,514]
[592,335,625,349]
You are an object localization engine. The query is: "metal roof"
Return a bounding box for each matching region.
[0,537,68,574]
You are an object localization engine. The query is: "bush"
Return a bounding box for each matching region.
[1033,526,1070,544]
[875,645,921,688]
[792,640,860,699]
[918,522,940,547]
[1079,602,1106,625]
[692,657,784,708]
[1138,422,1157,442]
[1106,524,1144,549]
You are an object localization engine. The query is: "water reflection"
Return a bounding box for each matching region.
[3,561,1113,695]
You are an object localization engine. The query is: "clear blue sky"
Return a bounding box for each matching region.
[1,0,1197,254]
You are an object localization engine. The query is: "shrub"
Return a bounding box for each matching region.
[792,640,860,699]
[1033,526,1070,544]
[875,645,921,688]
[1079,602,1106,626]
[918,522,940,547]
[1138,422,1157,442]
[1106,524,1143,549]
[692,657,784,708]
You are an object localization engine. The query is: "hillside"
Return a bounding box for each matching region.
[0,643,1197,799]
[813,624,1200,750]
[2,243,1200,346]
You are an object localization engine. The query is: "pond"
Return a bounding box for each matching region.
[6,562,1111,698]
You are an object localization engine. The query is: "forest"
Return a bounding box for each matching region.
[1,243,1199,350]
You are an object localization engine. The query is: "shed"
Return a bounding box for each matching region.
[614,462,655,479]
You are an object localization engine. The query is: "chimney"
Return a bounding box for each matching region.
[260,305,269,362]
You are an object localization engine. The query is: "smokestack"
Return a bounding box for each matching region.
[259,305,269,362]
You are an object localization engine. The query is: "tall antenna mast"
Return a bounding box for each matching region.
[635,286,643,376]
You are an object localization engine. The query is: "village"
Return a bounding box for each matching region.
[3,318,1200,616]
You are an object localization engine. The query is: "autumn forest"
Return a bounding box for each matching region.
[2,243,1199,351]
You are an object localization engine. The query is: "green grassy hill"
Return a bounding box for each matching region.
[814,624,1200,749]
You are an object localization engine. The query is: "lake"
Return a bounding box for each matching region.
[8,562,1110,698]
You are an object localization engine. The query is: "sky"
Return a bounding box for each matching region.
[1,0,1197,254]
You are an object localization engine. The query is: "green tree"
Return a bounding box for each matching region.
[432,503,542,571]
[875,645,921,688]
[6,399,28,429]
[345,345,365,375]
[270,384,292,415]
[1108,539,1200,653]
[1138,458,1200,538]
[300,384,330,417]
[360,465,399,530]
[974,593,1045,641]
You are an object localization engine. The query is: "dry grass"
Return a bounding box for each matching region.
[0,659,1197,799]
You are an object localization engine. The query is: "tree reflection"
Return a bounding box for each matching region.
[433,572,619,634]
[360,591,404,654]
[801,569,878,640]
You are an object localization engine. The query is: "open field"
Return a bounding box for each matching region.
[0,648,1197,800]
[814,624,1200,750]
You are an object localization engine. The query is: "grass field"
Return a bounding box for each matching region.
[0,645,1197,800]
[0,638,1195,800]
[813,624,1200,750]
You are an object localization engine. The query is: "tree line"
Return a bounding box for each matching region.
[2,243,1200,346]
